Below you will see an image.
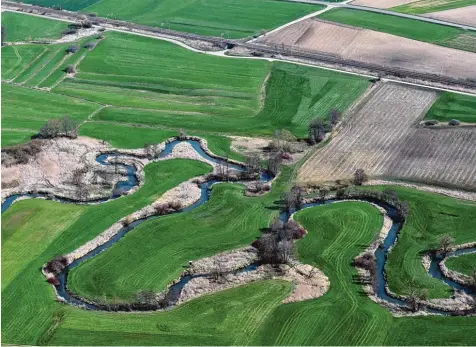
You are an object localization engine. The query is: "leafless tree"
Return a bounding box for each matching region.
[246,155,261,174]
[1,25,7,46]
[439,234,455,256]
[267,154,282,176]
[308,118,330,144]
[66,45,80,54]
[330,109,342,126]
[353,169,368,186]
[471,268,476,291]
[319,187,329,201]
[136,290,157,306]
[406,278,425,312]
[284,191,297,214]
[277,240,294,263]
[291,185,303,209]
[270,216,284,233]
[211,256,225,283]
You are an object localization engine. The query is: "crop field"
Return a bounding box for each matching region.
[298,83,476,189]
[319,8,476,52]
[3,180,476,345]
[422,5,476,27]
[258,18,476,80]
[13,0,322,38]
[425,92,476,123]
[1,11,68,42]
[392,0,476,14]
[51,31,370,137]
[446,253,476,276]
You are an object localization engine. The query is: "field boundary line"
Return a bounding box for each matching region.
[22,48,61,85]
[11,47,48,83]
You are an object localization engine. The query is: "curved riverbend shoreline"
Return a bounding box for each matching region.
[2,136,474,316]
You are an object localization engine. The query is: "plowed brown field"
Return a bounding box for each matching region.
[298,83,476,189]
[258,19,476,80]
[424,5,476,26]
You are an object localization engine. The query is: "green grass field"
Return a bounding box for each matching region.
[1,11,68,42]
[1,83,100,132]
[13,0,322,38]
[1,45,47,81]
[392,0,476,14]
[3,181,476,345]
[52,31,369,138]
[446,252,476,276]
[425,92,476,123]
[319,8,476,52]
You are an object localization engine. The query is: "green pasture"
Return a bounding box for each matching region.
[1,45,46,81]
[319,8,476,52]
[425,92,476,123]
[52,32,369,138]
[79,121,246,161]
[14,0,322,38]
[3,180,476,345]
[1,129,37,146]
[446,252,476,276]
[392,0,476,14]
[1,11,68,42]
[1,83,99,132]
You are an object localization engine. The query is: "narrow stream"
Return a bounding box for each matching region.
[1,139,473,314]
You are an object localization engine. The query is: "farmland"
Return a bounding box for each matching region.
[10,0,322,38]
[319,8,476,52]
[3,184,476,345]
[446,253,476,276]
[422,5,476,27]
[392,0,476,14]
[425,92,476,123]
[52,31,370,137]
[2,7,476,347]
[258,18,476,80]
[298,82,476,189]
[1,11,68,42]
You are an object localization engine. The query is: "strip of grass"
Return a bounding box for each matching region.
[445,252,476,276]
[25,47,68,87]
[319,8,475,51]
[1,129,37,147]
[1,159,213,344]
[1,11,68,42]
[425,92,476,123]
[392,0,476,14]
[54,32,369,138]
[1,45,46,81]
[11,46,52,83]
[79,121,246,162]
[1,83,99,132]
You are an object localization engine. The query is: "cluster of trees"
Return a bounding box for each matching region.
[2,140,43,167]
[253,217,305,264]
[44,255,68,276]
[352,252,378,292]
[283,185,304,214]
[308,109,342,144]
[38,116,79,139]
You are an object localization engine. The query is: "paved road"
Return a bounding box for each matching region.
[280,0,476,31]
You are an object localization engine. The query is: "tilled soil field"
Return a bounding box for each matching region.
[258,19,476,80]
[350,0,417,8]
[298,83,476,189]
[424,5,476,26]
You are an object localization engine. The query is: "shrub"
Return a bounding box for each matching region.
[448,119,461,126]
[65,64,76,74]
[353,168,368,186]
[424,120,438,126]
[47,277,60,286]
[1,140,44,166]
[62,28,76,35]
[280,152,292,160]
[84,41,97,49]
[45,256,68,275]
[66,45,79,54]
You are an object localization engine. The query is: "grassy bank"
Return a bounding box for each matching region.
[446,252,476,276]
[319,8,476,52]
[425,92,476,123]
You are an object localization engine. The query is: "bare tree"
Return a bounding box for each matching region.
[284,191,297,214]
[1,25,7,46]
[439,234,454,256]
[471,268,476,291]
[308,118,330,144]
[277,240,294,263]
[267,154,282,176]
[353,169,368,186]
[291,185,303,209]
[270,216,284,233]
[246,155,261,175]
[136,290,157,306]
[39,119,62,138]
[211,256,225,283]
[319,187,329,201]
[330,109,342,126]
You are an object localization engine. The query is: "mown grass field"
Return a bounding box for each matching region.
[425,92,476,123]
[446,252,476,276]
[14,0,322,38]
[3,181,476,345]
[392,0,476,14]
[319,8,476,52]
[1,83,100,132]
[52,31,369,138]
[1,11,68,42]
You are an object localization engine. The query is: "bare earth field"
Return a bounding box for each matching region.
[350,0,417,8]
[424,5,476,26]
[298,83,476,189]
[258,19,476,80]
